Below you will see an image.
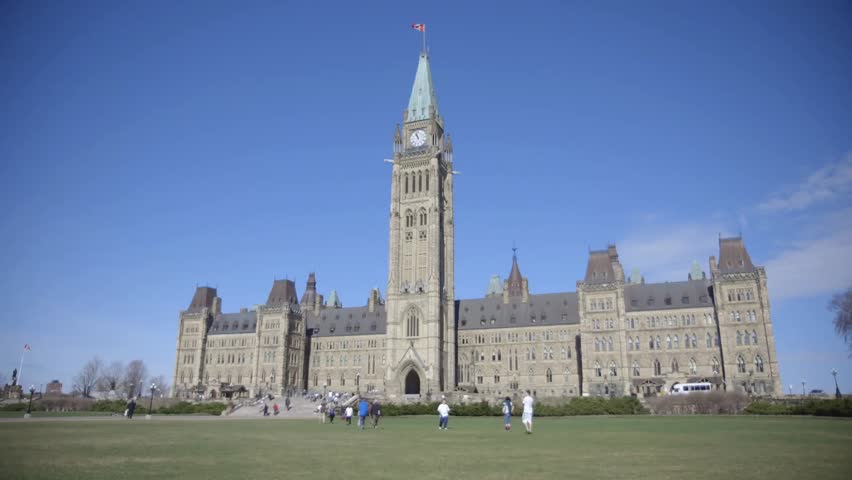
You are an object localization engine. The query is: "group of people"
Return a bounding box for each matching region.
[260,396,291,416]
[315,390,536,434]
[437,391,535,434]
[318,397,382,429]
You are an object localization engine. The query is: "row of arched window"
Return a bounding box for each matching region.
[729,310,759,322]
[727,288,755,302]
[462,365,573,385]
[403,170,429,195]
[642,333,719,351]
[736,330,759,346]
[597,357,722,377]
[404,208,428,228]
[737,355,765,373]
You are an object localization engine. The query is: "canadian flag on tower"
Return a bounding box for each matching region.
[411,23,425,32]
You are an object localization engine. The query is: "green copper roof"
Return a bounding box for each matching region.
[406,53,440,123]
[486,275,503,297]
[327,289,342,308]
[690,261,705,280]
[629,268,643,284]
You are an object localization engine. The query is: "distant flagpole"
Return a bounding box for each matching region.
[19,344,30,389]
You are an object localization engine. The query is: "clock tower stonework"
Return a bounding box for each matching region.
[384,51,456,398]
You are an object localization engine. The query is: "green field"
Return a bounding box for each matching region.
[0,411,114,419]
[1,416,851,479]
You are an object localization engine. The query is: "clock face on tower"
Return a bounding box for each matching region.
[409,129,427,148]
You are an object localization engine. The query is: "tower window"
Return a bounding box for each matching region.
[406,309,420,337]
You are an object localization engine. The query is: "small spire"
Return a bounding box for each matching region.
[507,248,523,297]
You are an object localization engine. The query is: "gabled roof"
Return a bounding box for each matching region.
[718,237,755,274]
[456,292,580,331]
[406,53,441,123]
[584,250,616,285]
[306,305,386,337]
[623,279,713,312]
[187,287,217,313]
[208,311,257,336]
[266,279,298,307]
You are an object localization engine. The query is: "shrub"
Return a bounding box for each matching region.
[645,391,748,415]
[0,402,30,412]
[745,397,852,417]
[379,397,646,417]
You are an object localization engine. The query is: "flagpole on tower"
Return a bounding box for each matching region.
[412,23,427,53]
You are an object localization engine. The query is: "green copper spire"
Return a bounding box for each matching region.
[327,289,342,308]
[406,52,441,124]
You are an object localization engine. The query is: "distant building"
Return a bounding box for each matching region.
[45,380,62,396]
[172,49,782,400]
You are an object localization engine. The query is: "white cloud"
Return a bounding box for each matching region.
[619,222,731,282]
[764,223,852,300]
[758,153,852,213]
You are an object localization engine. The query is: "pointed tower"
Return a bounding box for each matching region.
[503,249,529,303]
[385,49,455,397]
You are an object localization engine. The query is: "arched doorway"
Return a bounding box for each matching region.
[405,370,420,395]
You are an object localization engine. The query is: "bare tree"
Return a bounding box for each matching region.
[98,361,124,392]
[72,356,103,398]
[122,360,148,398]
[830,287,852,356]
[150,374,171,397]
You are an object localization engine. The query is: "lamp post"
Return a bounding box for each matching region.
[24,385,35,418]
[801,379,806,397]
[128,383,135,400]
[832,369,841,399]
[146,383,157,420]
[356,372,361,396]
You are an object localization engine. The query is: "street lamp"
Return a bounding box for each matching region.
[356,372,361,396]
[832,369,841,399]
[128,383,135,400]
[801,379,806,397]
[25,385,35,418]
[147,383,157,420]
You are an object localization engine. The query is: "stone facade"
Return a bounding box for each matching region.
[172,51,782,400]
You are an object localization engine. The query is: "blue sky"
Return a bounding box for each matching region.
[1,1,850,394]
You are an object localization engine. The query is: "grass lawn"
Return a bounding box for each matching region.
[0,411,114,419]
[1,415,851,479]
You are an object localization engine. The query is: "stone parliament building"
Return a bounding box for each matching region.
[172,50,782,401]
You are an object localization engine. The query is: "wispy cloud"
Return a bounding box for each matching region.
[764,221,852,300]
[619,222,731,282]
[757,153,852,213]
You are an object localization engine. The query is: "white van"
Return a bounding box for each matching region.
[671,382,712,395]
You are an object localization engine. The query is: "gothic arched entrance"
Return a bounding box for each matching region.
[405,370,420,395]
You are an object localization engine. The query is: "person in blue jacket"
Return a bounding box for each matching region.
[358,398,370,429]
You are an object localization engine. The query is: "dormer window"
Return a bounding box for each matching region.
[630,299,638,307]
[664,297,672,306]
[682,296,689,304]
[647,297,655,306]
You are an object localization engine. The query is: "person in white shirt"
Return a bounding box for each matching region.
[437,399,451,430]
[345,406,354,425]
[522,391,534,434]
